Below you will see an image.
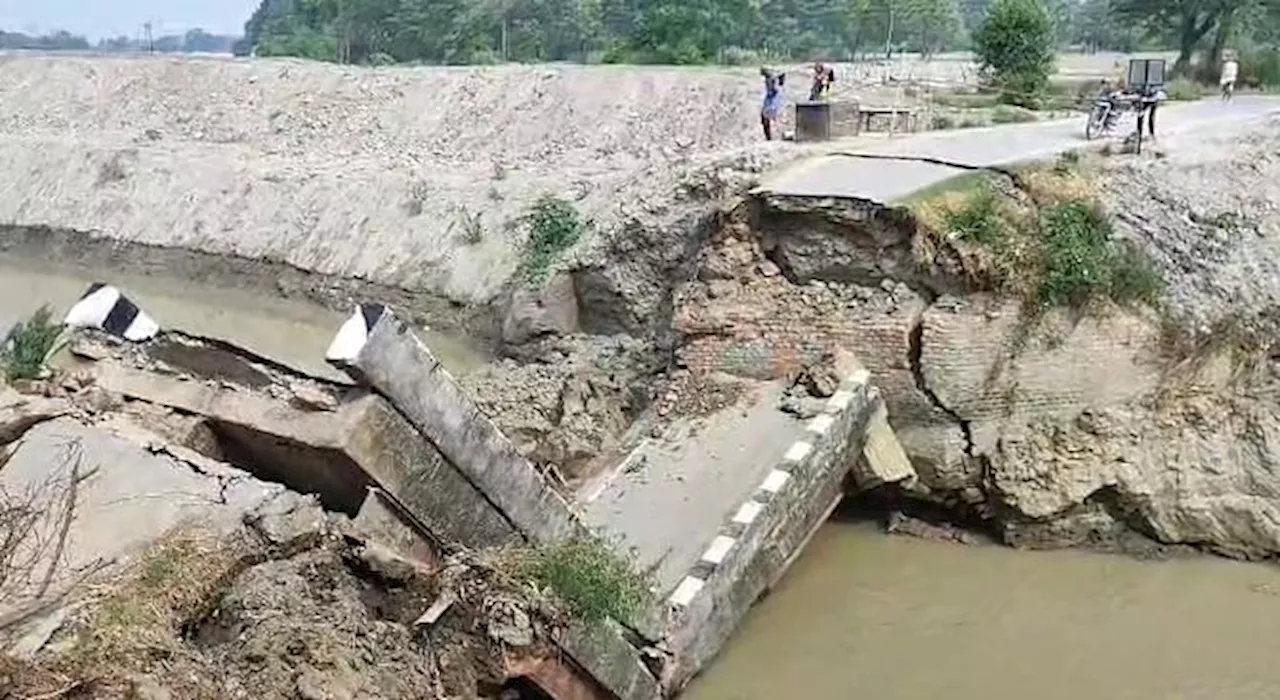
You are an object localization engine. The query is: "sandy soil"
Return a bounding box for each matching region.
[0,51,1158,310]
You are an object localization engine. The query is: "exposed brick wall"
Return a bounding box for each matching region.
[673,232,944,424]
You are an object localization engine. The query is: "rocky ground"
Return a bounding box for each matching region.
[0,381,568,700]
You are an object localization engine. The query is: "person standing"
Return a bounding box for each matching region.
[808,62,835,102]
[1221,52,1240,101]
[1136,84,1164,142]
[760,67,786,140]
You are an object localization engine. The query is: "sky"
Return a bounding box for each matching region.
[0,0,259,39]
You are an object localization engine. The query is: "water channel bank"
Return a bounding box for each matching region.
[688,517,1280,700]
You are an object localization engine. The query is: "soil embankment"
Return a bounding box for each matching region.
[677,118,1280,559]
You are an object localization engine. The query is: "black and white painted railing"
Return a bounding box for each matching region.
[63,283,160,341]
[667,362,872,609]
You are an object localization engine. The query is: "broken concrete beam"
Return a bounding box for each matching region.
[557,621,662,700]
[79,341,518,551]
[659,361,878,693]
[326,305,583,545]
[852,398,918,490]
[0,390,71,445]
[0,418,286,623]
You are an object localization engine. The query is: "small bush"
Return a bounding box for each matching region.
[931,114,957,130]
[1,305,66,382]
[1240,47,1280,89]
[455,204,484,244]
[945,185,1010,246]
[522,195,588,283]
[991,105,1038,124]
[517,537,648,624]
[1036,200,1162,309]
[1164,78,1208,101]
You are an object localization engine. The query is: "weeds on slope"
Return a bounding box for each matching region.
[913,155,1164,316]
[521,195,589,283]
[508,535,649,625]
[1,305,66,382]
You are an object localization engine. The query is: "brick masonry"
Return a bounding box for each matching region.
[674,234,945,425]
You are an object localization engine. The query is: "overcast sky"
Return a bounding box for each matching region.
[0,0,259,39]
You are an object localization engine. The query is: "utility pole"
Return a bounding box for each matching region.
[143,22,154,52]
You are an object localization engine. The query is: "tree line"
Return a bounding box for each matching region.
[0,28,238,54]
[233,0,1146,64]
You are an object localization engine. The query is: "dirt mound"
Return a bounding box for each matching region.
[1101,116,1280,340]
[0,55,804,310]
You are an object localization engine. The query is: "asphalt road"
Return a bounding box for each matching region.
[759,95,1280,203]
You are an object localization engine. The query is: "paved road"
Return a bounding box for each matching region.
[760,95,1280,203]
[580,381,807,596]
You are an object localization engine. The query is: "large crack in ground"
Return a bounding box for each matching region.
[906,306,976,459]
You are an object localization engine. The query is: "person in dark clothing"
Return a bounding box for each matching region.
[760,67,786,140]
[1135,85,1165,140]
[808,62,835,101]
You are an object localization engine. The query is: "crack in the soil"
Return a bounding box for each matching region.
[907,309,976,459]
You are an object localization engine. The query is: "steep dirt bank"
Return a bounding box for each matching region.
[674,117,1280,560]
[0,54,804,321]
[0,380,596,700]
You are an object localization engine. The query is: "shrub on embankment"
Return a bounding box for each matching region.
[1,305,65,382]
[911,154,1165,317]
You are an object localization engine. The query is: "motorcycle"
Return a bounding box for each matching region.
[1084,97,1117,140]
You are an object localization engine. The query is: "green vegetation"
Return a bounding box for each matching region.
[1164,78,1209,101]
[991,104,1038,123]
[1,306,66,382]
[1241,46,1280,89]
[1035,200,1163,308]
[522,195,588,282]
[897,169,992,205]
[913,159,1164,316]
[516,536,649,624]
[973,0,1055,108]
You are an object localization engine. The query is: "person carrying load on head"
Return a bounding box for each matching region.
[760,67,786,140]
[809,62,835,102]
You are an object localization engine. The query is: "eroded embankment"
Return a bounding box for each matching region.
[674,143,1280,560]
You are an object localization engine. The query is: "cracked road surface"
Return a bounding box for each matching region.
[759,95,1280,203]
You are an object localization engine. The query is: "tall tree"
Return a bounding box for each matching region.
[973,0,1055,105]
[1110,0,1252,75]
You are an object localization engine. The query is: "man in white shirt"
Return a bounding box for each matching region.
[1221,53,1240,101]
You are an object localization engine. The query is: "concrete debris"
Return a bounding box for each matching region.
[414,590,457,628]
[853,402,918,491]
[485,596,535,647]
[0,390,71,444]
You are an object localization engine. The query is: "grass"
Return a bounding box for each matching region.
[1,305,66,382]
[931,90,1002,110]
[68,533,246,685]
[896,170,993,207]
[1165,78,1209,102]
[991,105,1039,124]
[513,536,649,624]
[521,195,588,283]
[910,158,1164,316]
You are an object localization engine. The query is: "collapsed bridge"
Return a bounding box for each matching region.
[41,283,914,699]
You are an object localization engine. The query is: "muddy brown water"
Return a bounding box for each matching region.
[0,259,487,379]
[687,521,1280,700]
